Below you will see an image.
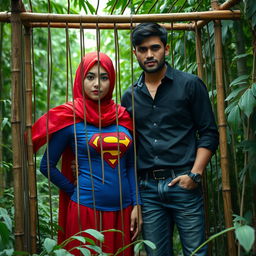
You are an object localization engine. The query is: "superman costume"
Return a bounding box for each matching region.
[40,123,138,211]
[32,52,140,255]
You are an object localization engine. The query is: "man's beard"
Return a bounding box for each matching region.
[138,55,165,73]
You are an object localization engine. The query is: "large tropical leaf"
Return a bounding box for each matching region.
[238,88,256,117]
[227,105,241,131]
[235,225,255,252]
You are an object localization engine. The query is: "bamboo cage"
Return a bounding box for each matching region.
[0,0,242,255]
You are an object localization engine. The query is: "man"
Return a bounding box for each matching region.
[121,23,219,256]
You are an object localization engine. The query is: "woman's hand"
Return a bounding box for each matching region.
[130,204,143,241]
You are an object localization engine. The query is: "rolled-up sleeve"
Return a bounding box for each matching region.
[189,77,219,153]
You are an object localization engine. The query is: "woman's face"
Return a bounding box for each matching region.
[83,63,110,100]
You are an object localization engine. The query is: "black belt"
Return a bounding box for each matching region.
[139,167,191,180]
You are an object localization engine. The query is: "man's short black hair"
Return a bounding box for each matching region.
[132,22,168,47]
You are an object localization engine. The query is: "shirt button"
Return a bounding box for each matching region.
[153,123,157,127]
[154,139,157,143]
[153,105,156,109]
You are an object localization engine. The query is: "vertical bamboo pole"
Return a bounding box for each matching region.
[11,0,24,252]
[24,26,37,254]
[195,26,204,80]
[0,23,4,197]
[195,25,212,256]
[213,17,237,256]
[251,27,256,256]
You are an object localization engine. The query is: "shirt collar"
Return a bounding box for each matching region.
[135,62,173,88]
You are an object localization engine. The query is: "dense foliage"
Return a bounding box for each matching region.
[0,0,256,255]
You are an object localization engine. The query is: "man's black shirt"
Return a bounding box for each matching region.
[121,63,219,172]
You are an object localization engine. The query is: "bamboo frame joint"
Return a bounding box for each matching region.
[14,231,25,236]
[218,123,227,127]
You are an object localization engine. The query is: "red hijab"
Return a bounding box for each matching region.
[31,52,133,243]
[32,52,133,152]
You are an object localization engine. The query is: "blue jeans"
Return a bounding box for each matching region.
[139,170,207,256]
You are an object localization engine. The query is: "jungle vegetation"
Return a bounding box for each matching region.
[0,0,256,255]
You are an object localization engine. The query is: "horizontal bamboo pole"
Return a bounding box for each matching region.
[24,22,195,31]
[189,0,241,30]
[19,10,241,23]
[0,12,10,22]
[0,10,241,30]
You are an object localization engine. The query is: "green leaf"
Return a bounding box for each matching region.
[0,222,10,244]
[84,237,95,245]
[76,247,91,256]
[43,238,57,253]
[85,1,96,14]
[70,236,86,244]
[227,105,241,131]
[208,89,217,99]
[134,241,144,252]
[225,100,238,114]
[54,249,73,256]
[252,83,256,96]
[0,207,8,216]
[84,244,102,254]
[245,0,256,19]
[0,249,14,256]
[229,75,249,87]
[238,88,256,117]
[0,208,12,232]
[225,87,246,101]
[101,229,123,235]
[83,229,104,242]
[1,117,10,130]
[3,249,14,256]
[235,225,255,252]
[115,239,156,255]
[233,215,248,227]
[232,53,251,62]
[142,240,156,250]
[239,140,256,153]
[80,1,87,13]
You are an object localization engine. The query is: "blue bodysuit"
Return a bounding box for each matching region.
[40,122,140,211]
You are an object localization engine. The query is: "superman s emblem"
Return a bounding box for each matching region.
[89,132,132,168]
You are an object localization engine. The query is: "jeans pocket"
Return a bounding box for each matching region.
[177,182,199,191]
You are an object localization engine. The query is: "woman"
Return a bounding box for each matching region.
[32,52,142,255]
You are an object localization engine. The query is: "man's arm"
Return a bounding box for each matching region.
[190,147,212,176]
[168,77,219,189]
[168,147,212,189]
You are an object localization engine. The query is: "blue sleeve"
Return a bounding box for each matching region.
[40,126,75,196]
[126,144,142,205]
[189,77,219,153]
